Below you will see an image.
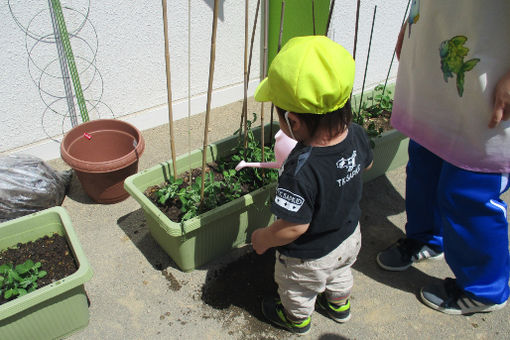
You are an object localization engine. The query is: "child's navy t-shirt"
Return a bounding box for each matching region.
[272,123,373,259]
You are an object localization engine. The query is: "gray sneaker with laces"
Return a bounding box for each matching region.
[420,278,507,315]
[376,237,444,271]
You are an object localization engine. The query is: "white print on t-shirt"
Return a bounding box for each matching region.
[336,150,357,171]
[336,150,361,187]
[275,188,304,212]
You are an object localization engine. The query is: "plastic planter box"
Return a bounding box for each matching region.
[350,83,409,182]
[363,128,409,182]
[0,207,93,340]
[125,124,278,272]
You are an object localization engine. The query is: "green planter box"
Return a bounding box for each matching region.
[363,128,409,182]
[351,83,409,181]
[0,207,93,340]
[124,125,278,272]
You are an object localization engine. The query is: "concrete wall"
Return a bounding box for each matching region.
[0,0,408,160]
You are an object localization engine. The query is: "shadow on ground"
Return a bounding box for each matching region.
[356,175,443,295]
[116,174,443,338]
[117,208,176,271]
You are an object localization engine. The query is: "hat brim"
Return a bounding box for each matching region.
[254,77,271,103]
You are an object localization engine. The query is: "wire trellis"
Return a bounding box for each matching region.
[8,0,114,142]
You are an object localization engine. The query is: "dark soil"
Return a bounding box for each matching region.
[365,110,392,133]
[0,233,78,305]
[360,109,393,138]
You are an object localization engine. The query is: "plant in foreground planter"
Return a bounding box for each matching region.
[354,84,394,138]
[148,114,278,222]
[0,260,47,301]
[0,207,92,339]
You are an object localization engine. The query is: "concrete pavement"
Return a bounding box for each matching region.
[47,97,510,340]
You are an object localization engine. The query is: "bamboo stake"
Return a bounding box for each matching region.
[353,0,361,60]
[278,2,285,51]
[265,0,275,146]
[269,1,285,144]
[260,0,268,171]
[247,0,261,91]
[242,0,249,149]
[241,0,261,145]
[358,5,377,116]
[162,0,177,177]
[200,0,219,203]
[312,0,316,35]
[382,0,411,97]
[325,0,335,36]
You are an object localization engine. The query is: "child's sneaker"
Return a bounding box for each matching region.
[316,293,351,323]
[261,297,311,335]
[420,278,508,315]
[376,237,444,271]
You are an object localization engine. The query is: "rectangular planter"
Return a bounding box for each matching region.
[363,128,409,182]
[0,207,93,340]
[351,83,409,182]
[125,96,409,272]
[125,124,278,272]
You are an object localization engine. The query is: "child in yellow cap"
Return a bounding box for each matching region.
[251,35,373,334]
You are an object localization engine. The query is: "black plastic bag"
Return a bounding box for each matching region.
[0,154,72,222]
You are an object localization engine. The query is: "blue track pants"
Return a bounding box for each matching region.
[405,140,510,304]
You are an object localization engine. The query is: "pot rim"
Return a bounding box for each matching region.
[60,119,145,173]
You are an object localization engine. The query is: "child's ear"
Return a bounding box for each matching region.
[287,112,302,130]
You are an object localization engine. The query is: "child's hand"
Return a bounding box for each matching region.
[251,228,269,255]
[251,219,309,255]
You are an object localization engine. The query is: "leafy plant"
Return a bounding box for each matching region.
[152,112,279,222]
[155,176,184,205]
[0,259,47,300]
[354,84,393,138]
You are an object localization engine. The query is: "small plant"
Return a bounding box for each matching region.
[151,113,279,222]
[354,84,393,138]
[0,259,47,300]
[154,176,184,205]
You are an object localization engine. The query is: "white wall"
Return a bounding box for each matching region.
[0,0,408,160]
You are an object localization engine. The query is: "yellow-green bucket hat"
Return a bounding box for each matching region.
[255,35,355,114]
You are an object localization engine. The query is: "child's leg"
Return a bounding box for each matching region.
[273,227,361,321]
[323,225,362,303]
[274,254,319,321]
[437,162,510,304]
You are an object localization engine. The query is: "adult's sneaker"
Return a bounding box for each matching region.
[420,278,507,315]
[376,237,443,271]
[261,297,311,335]
[316,293,351,323]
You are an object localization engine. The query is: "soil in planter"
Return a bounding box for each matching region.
[0,233,78,305]
[364,110,392,133]
[357,109,393,139]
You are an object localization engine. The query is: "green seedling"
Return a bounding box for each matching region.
[154,112,279,222]
[0,259,47,300]
[355,84,393,138]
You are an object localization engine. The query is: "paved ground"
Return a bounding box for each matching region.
[47,98,510,340]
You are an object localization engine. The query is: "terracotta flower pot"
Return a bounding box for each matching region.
[61,119,145,204]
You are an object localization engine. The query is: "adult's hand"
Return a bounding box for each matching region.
[489,70,510,128]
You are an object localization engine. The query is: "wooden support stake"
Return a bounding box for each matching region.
[162,0,177,177]
[326,0,335,36]
[269,0,285,145]
[242,0,249,149]
[312,0,316,35]
[200,0,219,202]
[358,5,377,116]
[353,0,361,60]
